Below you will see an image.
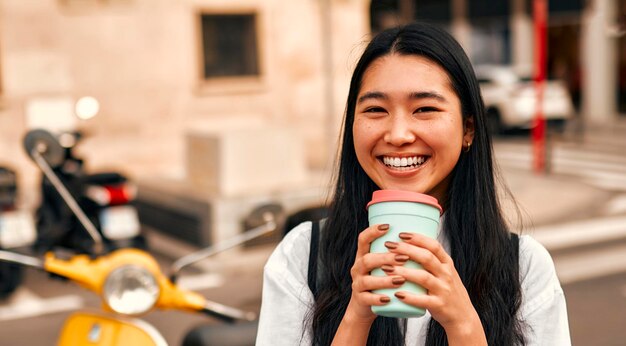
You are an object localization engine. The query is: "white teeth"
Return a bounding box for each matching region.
[382,155,427,168]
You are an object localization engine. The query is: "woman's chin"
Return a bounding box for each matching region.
[378,183,426,194]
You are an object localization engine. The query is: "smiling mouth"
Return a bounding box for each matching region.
[380,155,429,171]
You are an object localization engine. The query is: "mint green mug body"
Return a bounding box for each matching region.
[367,191,442,318]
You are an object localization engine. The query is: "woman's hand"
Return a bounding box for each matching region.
[385,233,487,344]
[333,224,410,345]
[344,224,409,323]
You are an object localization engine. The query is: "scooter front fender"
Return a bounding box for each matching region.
[57,311,168,346]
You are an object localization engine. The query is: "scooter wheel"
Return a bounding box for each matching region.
[0,262,23,299]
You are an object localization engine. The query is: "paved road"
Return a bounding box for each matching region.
[493,126,626,192]
[2,226,626,346]
[564,272,626,346]
[494,127,626,344]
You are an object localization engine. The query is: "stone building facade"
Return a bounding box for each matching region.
[2,0,623,242]
[0,0,370,207]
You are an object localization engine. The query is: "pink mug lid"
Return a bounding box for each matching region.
[367,190,443,214]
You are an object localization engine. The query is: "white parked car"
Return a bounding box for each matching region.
[475,65,574,134]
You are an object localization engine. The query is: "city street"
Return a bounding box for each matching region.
[565,272,626,345]
[2,1,625,345]
[1,128,626,345]
[498,123,626,345]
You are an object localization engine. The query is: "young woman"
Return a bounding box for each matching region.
[256,23,570,345]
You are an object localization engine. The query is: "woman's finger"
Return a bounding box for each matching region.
[392,266,443,293]
[394,290,442,311]
[354,273,407,292]
[398,232,452,264]
[358,291,393,307]
[357,251,408,273]
[385,241,448,277]
[356,224,390,258]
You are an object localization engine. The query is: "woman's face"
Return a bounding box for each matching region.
[353,53,474,204]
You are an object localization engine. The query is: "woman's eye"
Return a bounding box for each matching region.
[364,107,385,113]
[415,107,438,113]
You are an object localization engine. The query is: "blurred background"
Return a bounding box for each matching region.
[0,0,625,345]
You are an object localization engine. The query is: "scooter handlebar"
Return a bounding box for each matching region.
[156,276,256,323]
[0,250,44,269]
[201,300,257,323]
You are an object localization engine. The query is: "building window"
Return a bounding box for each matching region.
[468,0,511,65]
[414,0,451,24]
[525,0,584,17]
[470,20,511,65]
[200,13,259,79]
[370,0,451,34]
[370,0,401,33]
[468,0,510,19]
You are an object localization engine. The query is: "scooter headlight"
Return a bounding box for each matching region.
[103,265,160,315]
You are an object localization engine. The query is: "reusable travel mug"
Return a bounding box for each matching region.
[367,190,443,318]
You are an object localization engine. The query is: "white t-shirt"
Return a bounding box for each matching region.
[256,221,571,345]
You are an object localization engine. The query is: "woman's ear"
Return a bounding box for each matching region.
[463,116,475,145]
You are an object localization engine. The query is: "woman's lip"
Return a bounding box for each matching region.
[377,157,428,176]
[377,153,427,158]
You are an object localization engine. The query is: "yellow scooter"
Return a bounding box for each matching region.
[2,130,281,345]
[0,217,273,346]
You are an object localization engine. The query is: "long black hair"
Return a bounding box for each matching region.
[310,23,525,345]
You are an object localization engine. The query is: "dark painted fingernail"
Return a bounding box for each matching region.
[381,264,394,273]
[384,241,398,249]
[392,276,405,285]
[380,296,391,303]
[378,224,390,231]
[395,254,409,262]
[398,232,413,240]
[395,292,406,299]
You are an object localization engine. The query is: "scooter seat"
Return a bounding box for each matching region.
[82,173,127,185]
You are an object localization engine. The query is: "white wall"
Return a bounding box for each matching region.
[581,0,618,124]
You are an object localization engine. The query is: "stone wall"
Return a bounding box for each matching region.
[0,0,369,206]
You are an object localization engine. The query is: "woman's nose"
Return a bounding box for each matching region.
[383,115,416,146]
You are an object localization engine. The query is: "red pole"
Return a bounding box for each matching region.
[532,0,547,173]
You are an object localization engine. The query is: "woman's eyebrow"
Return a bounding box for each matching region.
[357,90,448,104]
[409,91,448,103]
[357,91,386,103]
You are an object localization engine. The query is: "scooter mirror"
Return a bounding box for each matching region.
[242,203,286,238]
[23,128,106,254]
[23,129,65,167]
[169,203,285,280]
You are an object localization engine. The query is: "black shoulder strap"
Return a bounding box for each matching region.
[511,232,519,257]
[308,220,320,297]
[511,232,520,272]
